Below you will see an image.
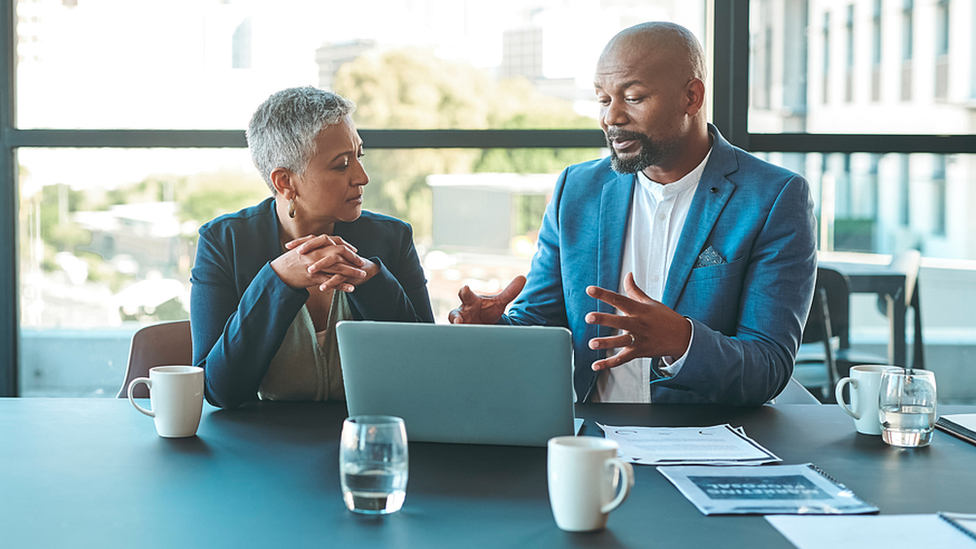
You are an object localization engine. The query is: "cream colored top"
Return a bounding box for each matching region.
[258,290,352,401]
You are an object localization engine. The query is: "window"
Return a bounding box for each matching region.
[901,0,913,101]
[899,154,911,227]
[6,1,976,399]
[845,4,854,103]
[822,11,831,104]
[935,0,949,100]
[3,0,706,397]
[871,0,881,101]
[930,155,947,237]
[751,0,973,135]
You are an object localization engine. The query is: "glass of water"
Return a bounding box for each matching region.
[339,415,408,515]
[879,369,937,447]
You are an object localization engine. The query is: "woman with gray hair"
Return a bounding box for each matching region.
[190,87,433,409]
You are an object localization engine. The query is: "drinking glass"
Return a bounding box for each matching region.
[878,369,937,448]
[339,415,408,515]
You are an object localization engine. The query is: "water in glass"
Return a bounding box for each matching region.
[341,461,408,514]
[878,369,937,448]
[339,415,408,515]
[880,404,936,447]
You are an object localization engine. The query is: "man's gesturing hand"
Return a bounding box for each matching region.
[584,272,691,371]
[448,275,527,325]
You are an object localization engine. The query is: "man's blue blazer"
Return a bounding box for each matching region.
[504,125,817,405]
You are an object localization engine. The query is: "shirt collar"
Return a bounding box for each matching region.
[636,147,714,200]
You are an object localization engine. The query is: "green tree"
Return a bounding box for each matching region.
[175,170,269,234]
[332,48,600,243]
[38,184,90,251]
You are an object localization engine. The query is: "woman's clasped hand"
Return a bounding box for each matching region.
[272,234,379,294]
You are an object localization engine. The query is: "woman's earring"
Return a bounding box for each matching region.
[288,198,296,219]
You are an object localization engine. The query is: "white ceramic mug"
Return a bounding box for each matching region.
[835,365,902,435]
[128,366,204,438]
[547,436,634,532]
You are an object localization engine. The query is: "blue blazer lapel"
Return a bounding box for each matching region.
[662,127,738,309]
[596,172,634,332]
[259,197,285,261]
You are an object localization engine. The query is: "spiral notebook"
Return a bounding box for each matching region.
[942,514,976,543]
[936,414,976,446]
[657,463,878,515]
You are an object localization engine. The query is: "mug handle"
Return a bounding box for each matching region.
[601,457,635,514]
[127,377,155,418]
[835,377,860,420]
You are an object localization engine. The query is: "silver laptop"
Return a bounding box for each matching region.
[337,321,577,447]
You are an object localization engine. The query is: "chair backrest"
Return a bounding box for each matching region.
[802,266,852,349]
[117,320,193,398]
[886,249,925,369]
[889,250,922,306]
[768,377,822,405]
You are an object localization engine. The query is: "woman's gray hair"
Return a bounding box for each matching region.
[247,86,357,193]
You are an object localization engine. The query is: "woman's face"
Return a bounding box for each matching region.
[294,116,368,225]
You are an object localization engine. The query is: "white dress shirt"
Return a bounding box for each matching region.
[593,149,712,403]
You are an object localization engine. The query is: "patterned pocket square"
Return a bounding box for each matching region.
[694,246,727,269]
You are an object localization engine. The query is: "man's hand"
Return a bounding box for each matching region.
[584,272,691,371]
[448,275,527,324]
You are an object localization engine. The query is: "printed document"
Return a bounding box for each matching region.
[598,423,780,465]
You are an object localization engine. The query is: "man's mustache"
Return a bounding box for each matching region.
[605,129,648,143]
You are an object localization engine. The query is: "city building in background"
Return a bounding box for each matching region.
[751,0,976,260]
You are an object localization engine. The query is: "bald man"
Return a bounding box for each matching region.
[450,22,817,405]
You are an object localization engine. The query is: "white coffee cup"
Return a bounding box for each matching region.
[128,365,204,438]
[547,436,634,532]
[835,365,902,435]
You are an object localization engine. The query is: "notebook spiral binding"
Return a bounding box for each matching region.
[806,463,843,486]
[939,513,976,542]
[806,463,880,513]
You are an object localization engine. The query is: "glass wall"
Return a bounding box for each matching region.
[750,0,976,403]
[754,151,975,260]
[17,145,600,396]
[12,0,703,396]
[10,0,975,399]
[16,0,706,130]
[749,0,976,136]
[746,0,976,267]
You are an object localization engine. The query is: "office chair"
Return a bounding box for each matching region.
[116,320,193,398]
[794,267,889,402]
[767,377,821,405]
[881,250,925,370]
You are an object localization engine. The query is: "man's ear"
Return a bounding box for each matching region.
[270,167,296,199]
[685,78,706,117]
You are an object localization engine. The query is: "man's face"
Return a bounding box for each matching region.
[593,43,688,175]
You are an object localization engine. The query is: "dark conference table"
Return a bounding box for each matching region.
[3,399,975,548]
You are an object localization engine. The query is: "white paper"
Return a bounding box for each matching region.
[597,423,781,465]
[659,463,878,516]
[766,515,976,549]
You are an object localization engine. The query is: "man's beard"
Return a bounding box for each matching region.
[606,129,674,174]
